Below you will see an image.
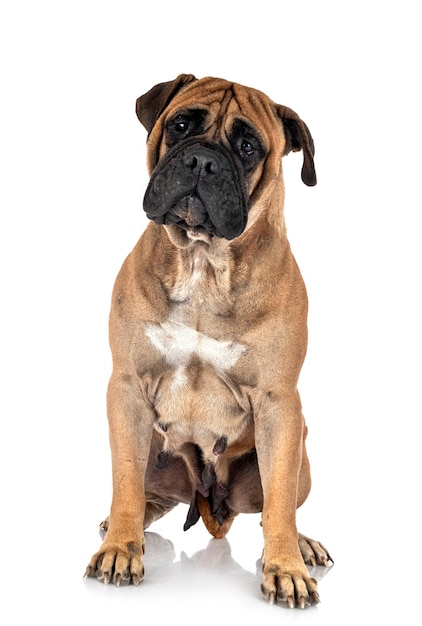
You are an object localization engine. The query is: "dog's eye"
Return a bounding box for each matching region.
[175,120,188,133]
[229,120,267,172]
[240,140,255,157]
[236,136,262,168]
[165,109,208,147]
[172,118,189,134]
[165,116,191,146]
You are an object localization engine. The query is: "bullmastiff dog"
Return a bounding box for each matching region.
[85,75,332,608]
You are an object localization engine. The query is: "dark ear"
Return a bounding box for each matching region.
[136,74,197,133]
[277,105,317,186]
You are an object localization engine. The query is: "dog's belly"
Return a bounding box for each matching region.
[145,319,254,463]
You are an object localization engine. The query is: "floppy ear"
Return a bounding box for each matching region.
[136,74,197,132]
[277,105,317,186]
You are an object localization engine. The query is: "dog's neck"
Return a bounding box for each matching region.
[145,217,287,321]
[163,226,234,313]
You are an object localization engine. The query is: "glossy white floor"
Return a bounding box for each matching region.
[1,2,420,624]
[4,323,419,626]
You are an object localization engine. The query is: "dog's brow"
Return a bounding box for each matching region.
[233,119,255,134]
[231,118,263,142]
[169,107,208,121]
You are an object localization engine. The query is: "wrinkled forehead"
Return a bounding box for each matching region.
[162,77,281,141]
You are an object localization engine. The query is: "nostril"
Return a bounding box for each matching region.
[183,154,198,170]
[205,159,219,174]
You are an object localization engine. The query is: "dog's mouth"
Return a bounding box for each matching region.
[162,193,220,237]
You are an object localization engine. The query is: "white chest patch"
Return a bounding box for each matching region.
[145,320,246,373]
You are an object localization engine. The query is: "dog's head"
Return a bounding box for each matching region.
[136,75,316,242]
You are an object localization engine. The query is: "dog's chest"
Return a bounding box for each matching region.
[142,244,255,461]
[145,317,251,448]
[145,319,246,377]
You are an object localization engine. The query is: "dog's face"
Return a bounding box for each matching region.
[137,75,316,242]
[142,113,263,240]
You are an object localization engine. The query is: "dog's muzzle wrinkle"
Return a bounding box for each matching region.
[143,141,248,240]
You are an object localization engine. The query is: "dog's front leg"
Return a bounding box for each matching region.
[85,372,155,586]
[255,392,319,608]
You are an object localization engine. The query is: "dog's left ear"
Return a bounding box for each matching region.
[277,105,317,186]
[136,74,197,133]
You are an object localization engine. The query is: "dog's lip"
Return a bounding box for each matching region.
[162,193,224,237]
[170,194,206,227]
[168,215,217,237]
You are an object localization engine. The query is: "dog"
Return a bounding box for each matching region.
[85,75,332,608]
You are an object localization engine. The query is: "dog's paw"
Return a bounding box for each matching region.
[298,533,333,568]
[84,541,145,586]
[261,566,320,609]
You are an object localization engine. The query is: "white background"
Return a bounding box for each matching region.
[1,1,420,623]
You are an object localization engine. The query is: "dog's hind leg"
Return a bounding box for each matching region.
[97,494,179,535]
[143,494,180,528]
[298,534,333,567]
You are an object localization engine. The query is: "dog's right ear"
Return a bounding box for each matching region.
[136,74,197,133]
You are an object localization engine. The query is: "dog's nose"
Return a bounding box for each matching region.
[183,146,220,176]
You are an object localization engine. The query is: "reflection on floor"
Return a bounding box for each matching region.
[142,530,333,585]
